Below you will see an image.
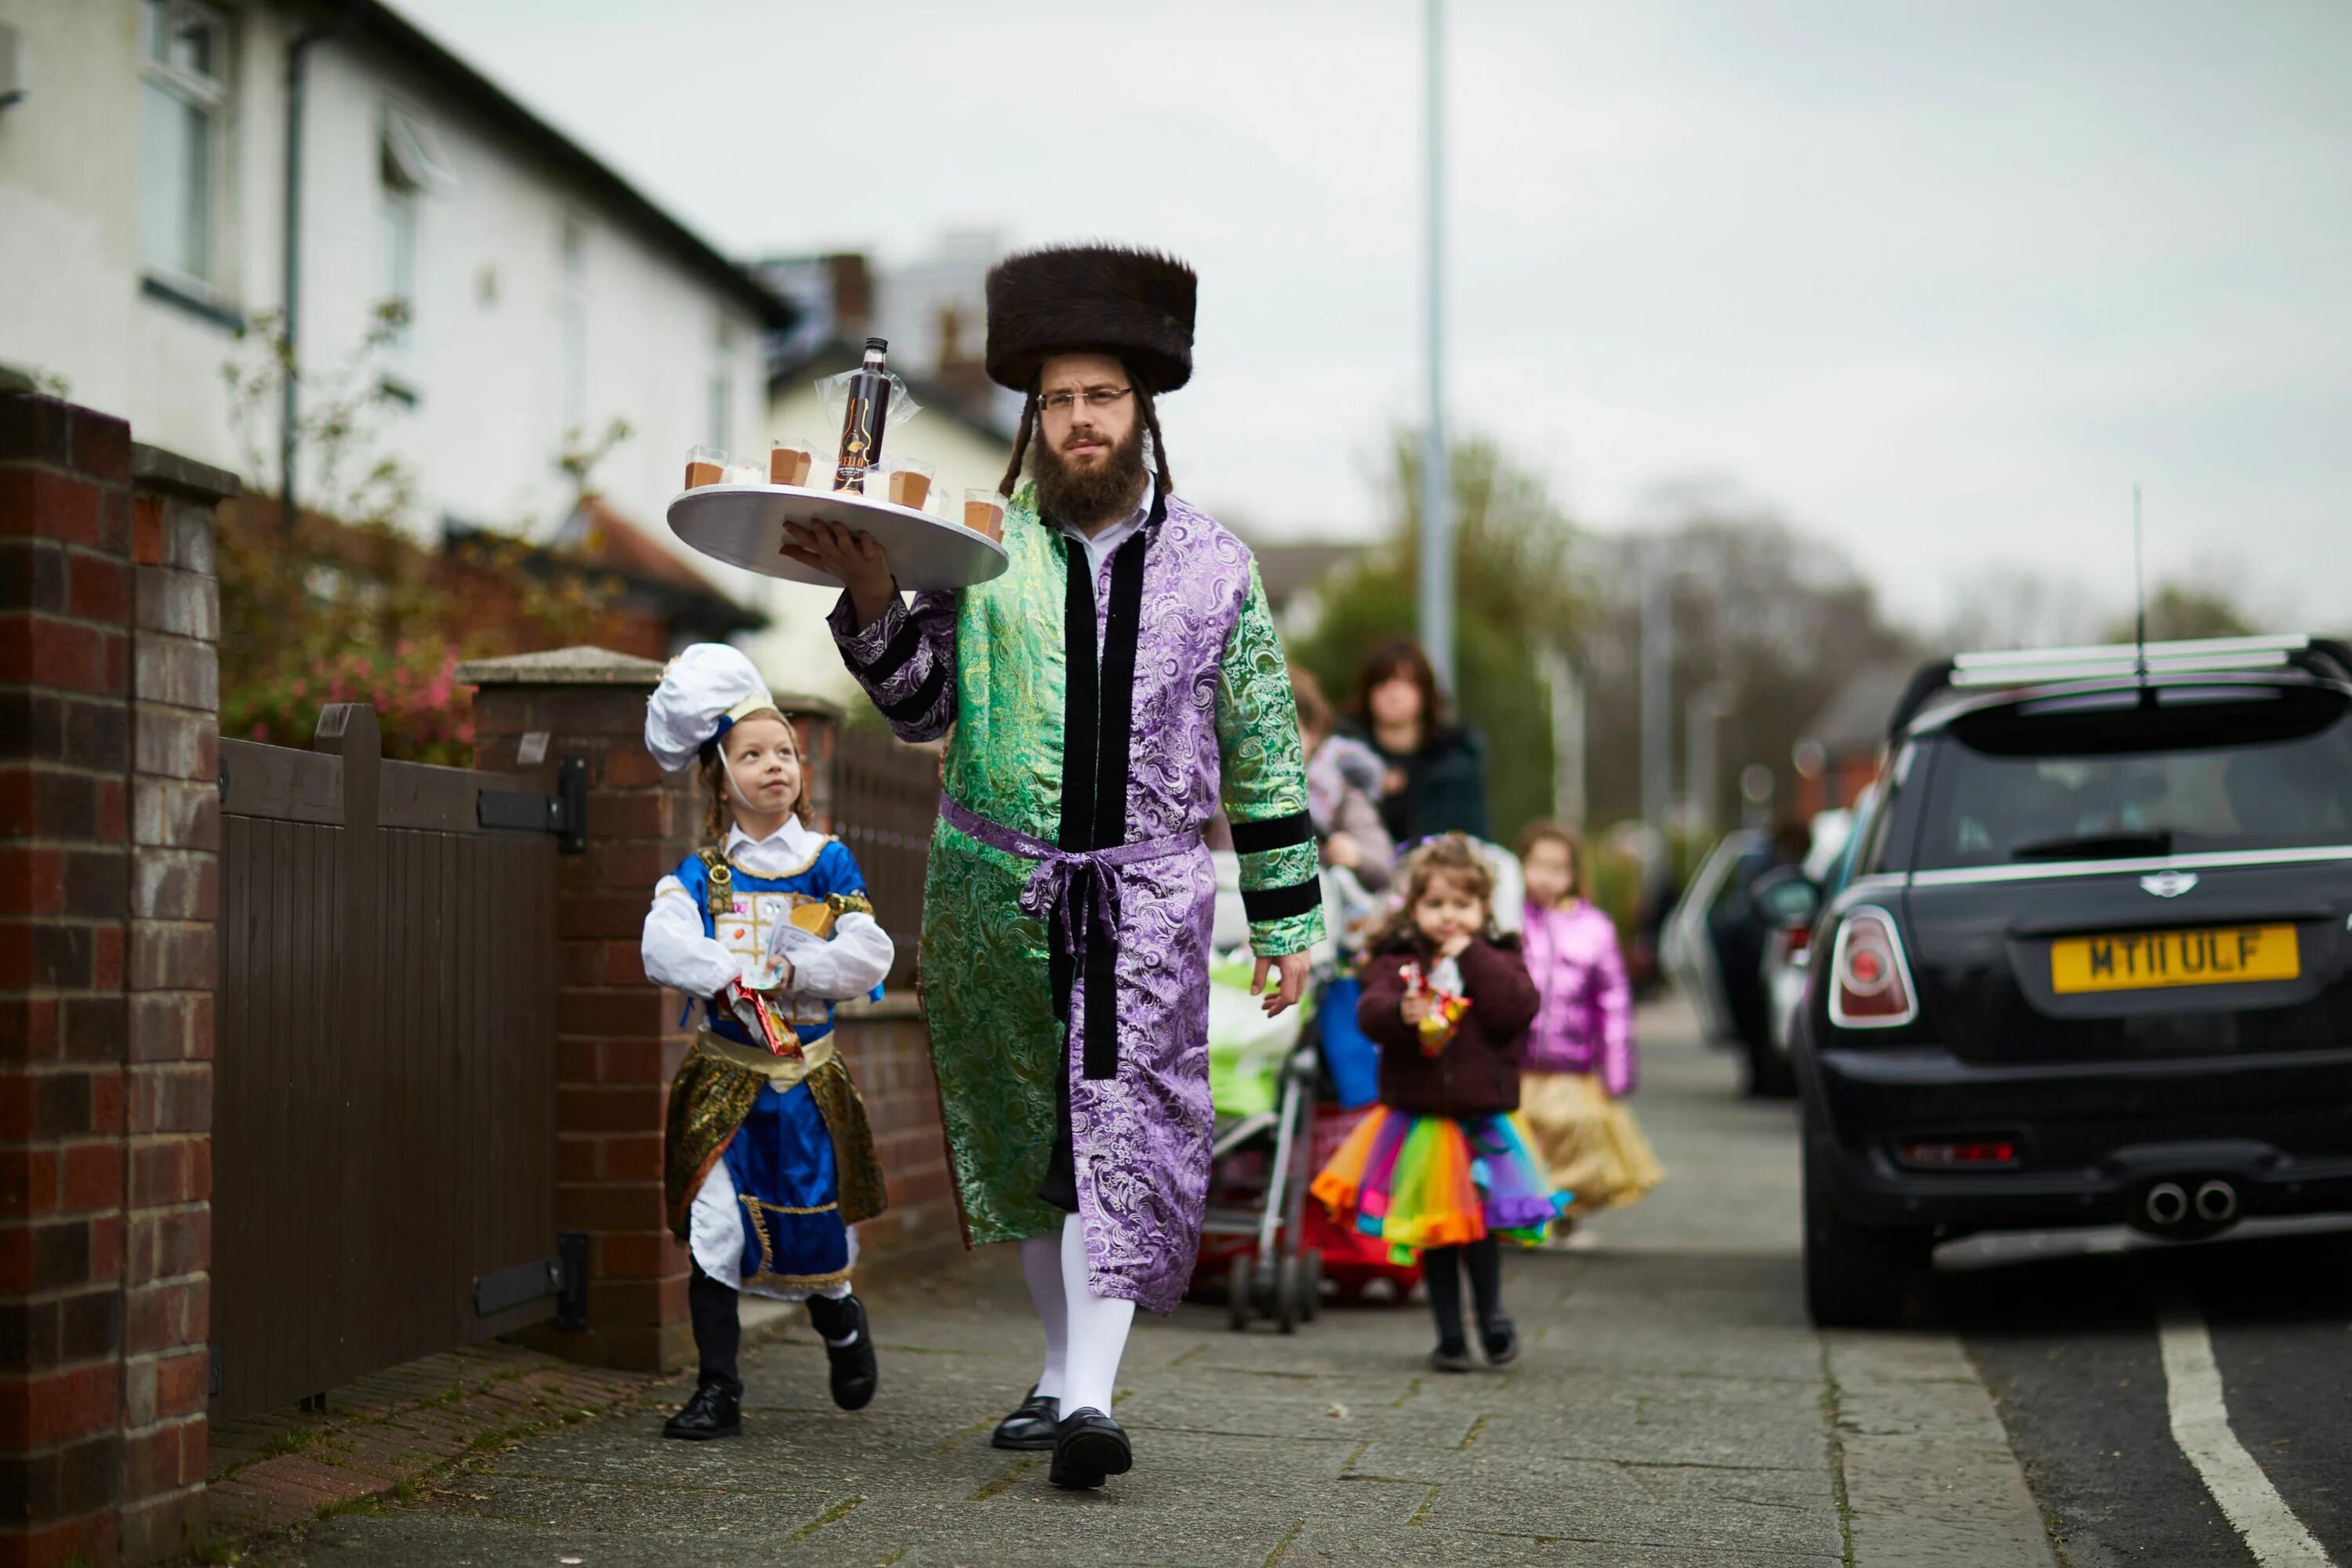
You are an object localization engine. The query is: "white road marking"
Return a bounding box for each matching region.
[2156,1298,2336,1567]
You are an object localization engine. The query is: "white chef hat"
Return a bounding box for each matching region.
[644,644,781,773]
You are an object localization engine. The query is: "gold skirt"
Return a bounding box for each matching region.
[663,1029,886,1241]
[1518,1069,1664,1218]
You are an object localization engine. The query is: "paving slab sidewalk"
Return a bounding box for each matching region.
[238,1001,2056,1567]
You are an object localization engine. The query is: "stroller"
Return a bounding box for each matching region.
[1196,906,1324,1333]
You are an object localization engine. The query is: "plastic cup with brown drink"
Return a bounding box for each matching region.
[962,488,1007,542]
[684,445,729,490]
[769,438,817,488]
[882,458,936,513]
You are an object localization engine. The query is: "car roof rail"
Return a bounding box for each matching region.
[1950,634,2317,687]
[2301,637,2352,683]
[1885,658,1958,742]
[1884,634,2350,740]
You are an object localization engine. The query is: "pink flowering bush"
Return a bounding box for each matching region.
[221,637,476,766]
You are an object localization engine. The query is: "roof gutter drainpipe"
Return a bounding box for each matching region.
[281,4,361,537]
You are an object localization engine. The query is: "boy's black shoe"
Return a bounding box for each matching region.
[1481,1318,1519,1368]
[1428,1340,1473,1374]
[992,1387,1059,1450]
[810,1294,878,1411]
[662,1380,741,1440]
[1048,1407,1133,1490]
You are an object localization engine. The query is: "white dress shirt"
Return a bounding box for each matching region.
[1062,474,1156,589]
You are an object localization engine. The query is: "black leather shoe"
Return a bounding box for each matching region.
[1048,1407,1132,1490]
[662,1380,741,1440]
[818,1295,879,1411]
[1481,1318,1519,1368]
[992,1388,1059,1450]
[1428,1340,1472,1374]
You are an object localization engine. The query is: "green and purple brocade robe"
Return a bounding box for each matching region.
[829,488,1323,1312]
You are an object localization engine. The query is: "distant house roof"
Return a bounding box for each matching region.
[1249,541,1369,614]
[1800,664,1916,755]
[768,338,1018,448]
[354,2,794,330]
[446,499,765,644]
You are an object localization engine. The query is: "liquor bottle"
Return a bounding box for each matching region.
[833,337,892,493]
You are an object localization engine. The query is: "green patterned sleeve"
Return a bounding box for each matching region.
[1214,561,1327,957]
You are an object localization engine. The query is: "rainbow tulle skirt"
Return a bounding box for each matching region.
[1310,1107,1569,1265]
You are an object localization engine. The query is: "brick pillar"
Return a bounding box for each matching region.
[459,648,695,1373]
[0,392,230,1566]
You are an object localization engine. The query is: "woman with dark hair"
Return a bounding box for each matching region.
[1345,637,1491,844]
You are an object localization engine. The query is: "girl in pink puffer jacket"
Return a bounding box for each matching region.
[1516,822,1663,1223]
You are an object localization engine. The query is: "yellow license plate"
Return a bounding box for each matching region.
[2049,924,2299,994]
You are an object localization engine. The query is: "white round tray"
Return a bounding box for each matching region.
[666,483,1009,592]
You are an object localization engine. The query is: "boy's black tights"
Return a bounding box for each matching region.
[1421,1238,1503,1348]
[688,1261,864,1396]
[688,1263,743,1397]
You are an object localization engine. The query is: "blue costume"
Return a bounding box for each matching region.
[661,838,888,1296]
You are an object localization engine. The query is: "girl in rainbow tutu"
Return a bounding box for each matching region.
[1311,834,1569,1371]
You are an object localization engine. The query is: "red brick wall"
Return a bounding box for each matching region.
[465,661,695,1372]
[0,395,227,1566]
[463,654,960,1373]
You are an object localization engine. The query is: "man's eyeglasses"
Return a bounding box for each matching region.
[1037,387,1134,416]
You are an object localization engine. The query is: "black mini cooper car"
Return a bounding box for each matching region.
[1789,635,2352,1325]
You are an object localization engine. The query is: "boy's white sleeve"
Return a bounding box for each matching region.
[641,878,740,998]
[776,912,895,1001]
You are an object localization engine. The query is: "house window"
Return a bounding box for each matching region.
[559,216,586,431]
[377,105,452,387]
[707,317,737,453]
[137,0,227,287]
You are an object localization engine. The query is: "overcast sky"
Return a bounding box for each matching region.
[397,0,2352,635]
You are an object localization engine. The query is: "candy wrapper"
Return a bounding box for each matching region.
[720,977,800,1058]
[1399,959,1472,1056]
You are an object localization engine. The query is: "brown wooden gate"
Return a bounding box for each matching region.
[210,703,573,1418]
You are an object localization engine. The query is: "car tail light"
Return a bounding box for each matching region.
[1896,1138,2018,1169]
[1828,906,1918,1029]
[1787,924,1813,956]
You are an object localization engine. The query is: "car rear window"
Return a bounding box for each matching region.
[1915,684,2352,870]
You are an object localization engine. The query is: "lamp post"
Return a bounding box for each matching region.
[1639,541,1673,832]
[1417,0,1454,695]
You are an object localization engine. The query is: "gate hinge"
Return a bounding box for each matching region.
[476,755,587,853]
[474,1253,566,1318]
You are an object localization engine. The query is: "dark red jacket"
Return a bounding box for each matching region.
[1358,934,1542,1116]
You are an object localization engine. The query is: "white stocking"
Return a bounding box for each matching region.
[1058,1210,1135,1419]
[1019,1232,1069,1410]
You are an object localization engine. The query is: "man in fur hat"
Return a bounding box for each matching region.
[784,245,1321,1490]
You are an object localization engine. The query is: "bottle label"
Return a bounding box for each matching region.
[835,394,875,491]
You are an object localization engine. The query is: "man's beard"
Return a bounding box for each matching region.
[1032,417,1149,527]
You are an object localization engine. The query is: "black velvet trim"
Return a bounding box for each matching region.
[1241,877,1325,923]
[1228,810,1314,855]
[1094,532,1145,850]
[1040,497,1168,1083]
[1058,534,1098,854]
[878,658,949,724]
[1081,528,1149,1080]
[1040,908,1080,1213]
[855,612,924,681]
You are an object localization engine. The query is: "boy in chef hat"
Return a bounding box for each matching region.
[641,644,894,1439]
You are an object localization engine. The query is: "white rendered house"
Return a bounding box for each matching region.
[0,0,789,616]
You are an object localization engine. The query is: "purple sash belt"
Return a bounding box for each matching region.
[938,793,1200,1078]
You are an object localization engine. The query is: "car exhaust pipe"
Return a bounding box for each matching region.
[2194,1180,2239,1225]
[2144,1182,2189,1227]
